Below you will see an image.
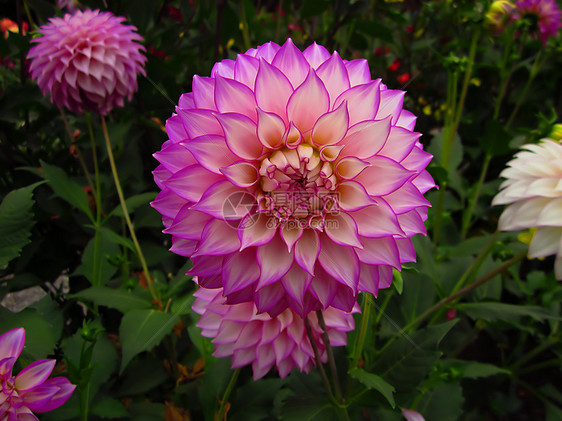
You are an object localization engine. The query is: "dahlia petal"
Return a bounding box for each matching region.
[151,189,185,220]
[349,202,405,238]
[27,377,75,413]
[309,268,337,308]
[333,79,381,126]
[182,135,238,174]
[337,180,377,211]
[355,237,401,269]
[189,255,224,277]
[358,263,380,296]
[257,235,294,289]
[233,321,262,350]
[280,221,304,251]
[537,197,562,226]
[316,52,351,107]
[220,161,259,188]
[193,219,241,256]
[281,264,313,315]
[211,59,235,78]
[334,157,370,180]
[0,357,17,378]
[397,209,427,236]
[396,238,416,263]
[0,328,25,363]
[164,208,212,241]
[214,320,242,344]
[255,59,294,123]
[214,112,263,160]
[15,359,56,391]
[396,109,417,130]
[318,235,359,290]
[286,69,330,134]
[324,212,363,248]
[214,75,258,121]
[257,108,286,149]
[165,114,188,143]
[153,142,196,173]
[170,238,198,257]
[498,198,551,230]
[178,93,195,108]
[177,109,224,139]
[295,229,320,275]
[234,54,259,89]
[256,282,287,316]
[272,38,310,88]
[20,385,59,412]
[254,41,281,61]
[376,89,405,124]
[528,227,562,258]
[192,181,247,220]
[339,117,392,160]
[411,170,436,194]
[383,181,431,214]
[356,156,414,197]
[311,101,349,147]
[303,42,331,69]
[192,75,216,110]
[283,121,303,149]
[232,347,256,368]
[345,59,371,87]
[378,265,393,289]
[378,126,421,162]
[239,213,278,250]
[330,283,357,312]
[222,249,260,295]
[164,165,223,202]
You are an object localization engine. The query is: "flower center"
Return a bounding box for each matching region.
[257,144,339,228]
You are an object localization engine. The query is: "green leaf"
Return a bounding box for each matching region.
[374,321,457,393]
[355,21,394,44]
[39,160,93,219]
[417,383,464,421]
[91,397,128,419]
[349,368,396,408]
[440,359,511,379]
[73,228,120,286]
[0,183,42,267]
[300,0,331,19]
[71,286,151,313]
[392,269,403,295]
[119,309,180,373]
[107,192,157,218]
[479,119,511,157]
[457,302,560,323]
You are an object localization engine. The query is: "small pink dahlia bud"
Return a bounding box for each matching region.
[152,39,435,316]
[193,286,357,380]
[0,328,76,420]
[27,9,147,115]
[493,139,562,279]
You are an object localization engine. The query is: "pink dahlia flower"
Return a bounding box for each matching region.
[27,9,146,115]
[152,39,434,316]
[0,328,76,420]
[493,139,562,280]
[513,0,561,44]
[193,286,357,380]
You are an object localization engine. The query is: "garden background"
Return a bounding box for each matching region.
[1,0,562,420]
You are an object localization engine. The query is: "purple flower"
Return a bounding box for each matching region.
[193,286,357,380]
[0,328,75,420]
[27,9,146,115]
[514,0,562,44]
[152,39,434,316]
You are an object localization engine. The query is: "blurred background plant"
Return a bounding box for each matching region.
[0,0,561,420]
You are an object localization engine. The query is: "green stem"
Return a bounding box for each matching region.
[515,358,561,375]
[460,153,491,239]
[217,368,241,421]
[316,310,344,405]
[350,293,373,371]
[274,0,283,43]
[304,316,335,403]
[493,34,515,120]
[379,251,526,355]
[510,337,558,371]
[100,115,158,302]
[505,50,543,129]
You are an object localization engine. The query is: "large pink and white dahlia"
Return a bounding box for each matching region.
[493,139,562,280]
[27,9,146,115]
[193,286,357,380]
[0,328,75,420]
[153,39,434,316]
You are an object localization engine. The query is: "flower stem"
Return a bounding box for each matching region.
[100,115,158,301]
[239,0,251,51]
[460,152,491,239]
[316,310,344,404]
[304,315,335,403]
[506,50,543,130]
[217,367,240,421]
[350,293,372,371]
